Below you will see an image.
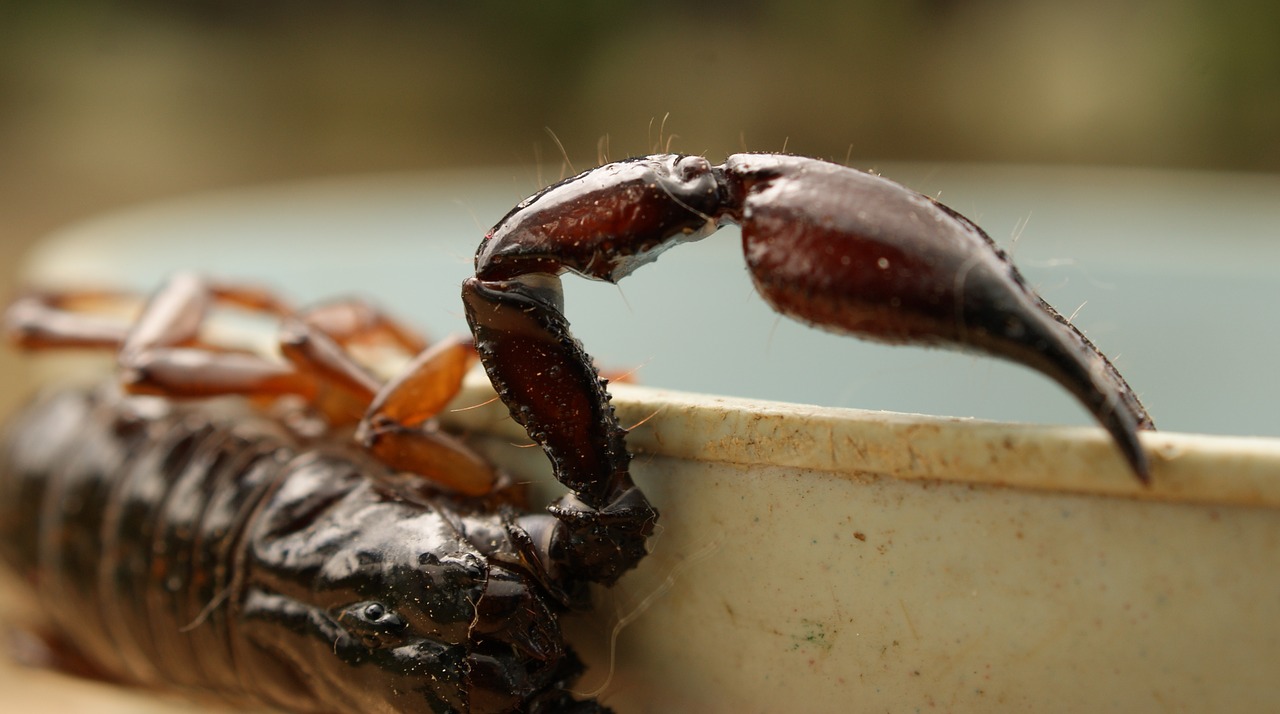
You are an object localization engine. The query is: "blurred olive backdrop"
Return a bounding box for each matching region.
[0,1,1278,412]
[1,5,1278,709]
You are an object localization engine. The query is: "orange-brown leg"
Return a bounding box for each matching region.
[276,298,442,421]
[6,276,295,354]
[8,276,496,495]
[272,298,433,416]
[124,284,496,495]
[298,298,428,354]
[5,290,134,349]
[282,300,497,495]
[353,335,497,496]
[115,274,314,400]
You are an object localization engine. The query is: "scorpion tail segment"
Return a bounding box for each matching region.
[722,154,1152,481]
[461,276,635,508]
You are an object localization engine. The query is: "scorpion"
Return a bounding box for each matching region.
[0,153,1153,713]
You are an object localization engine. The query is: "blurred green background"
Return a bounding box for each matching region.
[1,1,1278,415]
[2,6,1279,708]
[4,1,1279,247]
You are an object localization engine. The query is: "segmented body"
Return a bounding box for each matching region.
[0,385,583,713]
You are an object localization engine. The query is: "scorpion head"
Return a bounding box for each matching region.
[234,462,481,712]
[233,456,576,713]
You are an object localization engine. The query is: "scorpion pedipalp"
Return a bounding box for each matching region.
[466,152,1153,500]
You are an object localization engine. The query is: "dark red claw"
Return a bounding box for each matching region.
[722,154,1153,479]
[470,152,1153,489]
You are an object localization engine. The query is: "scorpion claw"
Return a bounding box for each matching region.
[719,154,1153,480]
[472,152,1152,491]
[467,151,1154,601]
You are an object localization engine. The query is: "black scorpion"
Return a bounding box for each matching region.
[0,153,1153,713]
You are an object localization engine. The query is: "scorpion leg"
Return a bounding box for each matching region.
[297,297,429,354]
[6,276,498,494]
[3,276,309,397]
[283,303,498,495]
[126,278,499,494]
[352,335,499,496]
[6,290,134,348]
[115,274,314,399]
